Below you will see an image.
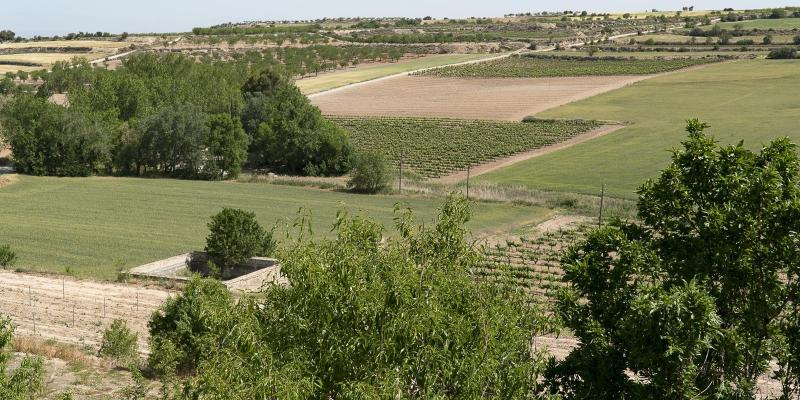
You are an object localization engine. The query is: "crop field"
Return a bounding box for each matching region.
[296,53,495,94]
[478,59,800,198]
[0,40,131,50]
[548,50,757,58]
[413,55,720,78]
[312,74,654,121]
[0,176,551,279]
[0,65,37,74]
[330,116,600,177]
[0,53,106,66]
[715,18,800,30]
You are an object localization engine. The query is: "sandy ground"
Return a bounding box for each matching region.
[436,124,625,184]
[0,271,173,352]
[311,74,654,121]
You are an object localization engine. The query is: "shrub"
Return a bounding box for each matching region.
[794,35,800,45]
[147,277,234,375]
[768,46,798,59]
[0,317,44,399]
[0,245,15,269]
[204,208,275,274]
[169,196,554,398]
[347,151,391,194]
[98,319,138,364]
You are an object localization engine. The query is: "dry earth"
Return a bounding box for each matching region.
[311,74,651,121]
[0,271,173,352]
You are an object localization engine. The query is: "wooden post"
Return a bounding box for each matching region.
[28,285,32,306]
[599,184,606,226]
[466,164,471,200]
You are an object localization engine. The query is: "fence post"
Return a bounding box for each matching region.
[599,184,606,226]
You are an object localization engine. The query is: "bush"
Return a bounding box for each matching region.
[173,196,554,398]
[0,245,15,269]
[768,46,798,59]
[98,319,138,363]
[347,151,391,193]
[794,35,800,45]
[204,208,275,274]
[0,317,44,400]
[148,277,234,375]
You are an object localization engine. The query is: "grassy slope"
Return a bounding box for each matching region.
[295,53,495,94]
[0,176,551,279]
[715,18,800,30]
[477,59,800,198]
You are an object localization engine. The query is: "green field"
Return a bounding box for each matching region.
[0,176,551,279]
[547,50,754,58]
[477,59,800,198]
[716,18,800,30]
[414,55,719,78]
[331,116,599,177]
[296,53,496,94]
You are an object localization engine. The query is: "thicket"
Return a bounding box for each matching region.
[767,46,798,58]
[150,196,555,398]
[0,54,351,179]
[0,317,44,399]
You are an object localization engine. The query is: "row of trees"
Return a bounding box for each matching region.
[0,53,352,179]
[141,121,800,398]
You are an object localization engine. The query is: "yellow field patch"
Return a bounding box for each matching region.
[0,53,108,66]
[0,40,129,50]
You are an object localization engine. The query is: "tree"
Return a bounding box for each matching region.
[135,104,209,177]
[347,151,390,193]
[770,8,787,19]
[99,319,138,365]
[168,196,554,398]
[0,30,14,42]
[547,120,800,399]
[241,69,352,176]
[719,29,733,44]
[763,34,773,44]
[205,114,249,179]
[794,35,800,45]
[204,208,275,275]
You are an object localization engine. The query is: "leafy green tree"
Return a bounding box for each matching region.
[0,317,44,400]
[548,120,800,399]
[135,104,209,177]
[205,114,249,179]
[347,151,391,193]
[768,47,798,59]
[0,30,15,42]
[99,319,139,365]
[173,196,554,398]
[204,208,275,274]
[241,69,353,176]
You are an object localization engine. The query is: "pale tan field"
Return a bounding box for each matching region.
[311,74,653,121]
[0,40,130,50]
[0,53,108,65]
[0,65,38,74]
[0,271,173,352]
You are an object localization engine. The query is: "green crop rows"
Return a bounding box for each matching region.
[330,116,600,178]
[414,54,720,78]
[476,222,592,305]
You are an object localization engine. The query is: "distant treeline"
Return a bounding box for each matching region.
[192,24,321,36]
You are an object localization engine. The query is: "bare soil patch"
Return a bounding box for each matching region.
[0,173,18,188]
[311,74,652,121]
[436,124,624,184]
[0,271,174,352]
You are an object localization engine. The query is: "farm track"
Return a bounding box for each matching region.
[0,271,174,352]
[436,124,625,184]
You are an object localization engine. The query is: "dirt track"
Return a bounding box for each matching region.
[0,271,173,352]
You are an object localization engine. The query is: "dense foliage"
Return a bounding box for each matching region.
[347,151,391,193]
[151,196,555,398]
[767,46,798,59]
[98,319,138,364]
[205,208,275,274]
[0,317,44,400]
[548,120,800,399]
[0,244,16,269]
[0,53,351,179]
[415,54,720,78]
[331,116,599,177]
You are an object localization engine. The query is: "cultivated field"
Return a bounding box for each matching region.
[478,59,800,197]
[0,40,131,50]
[331,116,600,177]
[295,53,495,94]
[414,55,719,78]
[0,271,171,352]
[0,53,107,66]
[312,74,658,121]
[715,17,800,29]
[0,176,551,278]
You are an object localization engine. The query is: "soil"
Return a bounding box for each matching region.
[311,74,655,121]
[436,124,625,184]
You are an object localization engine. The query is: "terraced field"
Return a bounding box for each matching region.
[331,116,600,177]
[414,54,721,78]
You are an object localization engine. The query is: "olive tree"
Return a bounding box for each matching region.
[548,120,800,399]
